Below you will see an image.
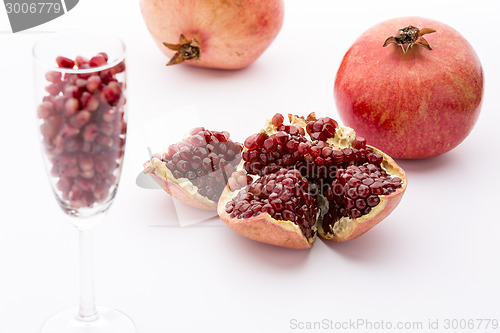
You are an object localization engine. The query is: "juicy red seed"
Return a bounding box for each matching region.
[322,147,333,157]
[89,55,107,67]
[352,137,367,149]
[263,137,277,152]
[370,182,384,195]
[97,52,109,61]
[255,133,268,148]
[332,150,344,163]
[310,146,321,157]
[297,142,309,155]
[75,56,89,68]
[56,56,75,68]
[271,113,284,127]
[286,140,298,153]
[357,184,371,198]
[367,152,383,165]
[343,148,354,163]
[275,131,288,145]
[366,195,380,207]
[244,134,258,150]
[314,156,325,166]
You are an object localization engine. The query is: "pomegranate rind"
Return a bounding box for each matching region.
[217,188,313,249]
[318,146,407,242]
[144,157,217,210]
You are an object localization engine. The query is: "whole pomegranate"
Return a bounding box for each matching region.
[218,113,406,249]
[334,17,483,159]
[140,0,284,69]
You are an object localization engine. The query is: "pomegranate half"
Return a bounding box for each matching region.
[144,127,242,210]
[218,113,407,249]
[334,17,483,159]
[140,0,284,69]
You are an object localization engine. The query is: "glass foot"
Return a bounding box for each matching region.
[40,306,136,333]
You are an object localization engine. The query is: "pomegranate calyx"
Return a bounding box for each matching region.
[383,25,436,54]
[163,34,201,66]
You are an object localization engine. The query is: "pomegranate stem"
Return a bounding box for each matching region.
[163,34,201,66]
[383,25,436,54]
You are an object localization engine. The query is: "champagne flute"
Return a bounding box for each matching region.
[33,31,136,333]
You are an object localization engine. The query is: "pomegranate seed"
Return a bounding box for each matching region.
[244,134,258,150]
[64,98,79,117]
[275,131,288,145]
[90,55,107,67]
[56,56,75,68]
[352,137,366,149]
[263,137,277,152]
[75,56,89,68]
[271,113,284,127]
[45,71,62,83]
[69,111,91,128]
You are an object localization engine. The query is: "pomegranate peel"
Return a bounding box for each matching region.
[217,198,314,249]
[144,157,217,210]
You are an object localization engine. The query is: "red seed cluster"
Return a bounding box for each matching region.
[242,130,308,176]
[39,53,126,209]
[306,117,338,141]
[161,128,242,201]
[324,164,402,225]
[233,113,403,237]
[225,169,318,239]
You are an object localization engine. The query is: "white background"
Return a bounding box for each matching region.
[1,1,500,332]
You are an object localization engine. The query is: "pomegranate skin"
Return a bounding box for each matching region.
[334,17,483,159]
[140,0,284,69]
[218,190,313,249]
[144,158,217,210]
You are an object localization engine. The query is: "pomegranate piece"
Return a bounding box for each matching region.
[38,53,127,209]
[334,17,483,158]
[143,128,243,210]
[217,112,407,248]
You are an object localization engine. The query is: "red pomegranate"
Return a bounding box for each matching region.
[140,0,284,69]
[334,17,483,159]
[217,113,406,249]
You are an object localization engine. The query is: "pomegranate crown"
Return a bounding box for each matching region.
[383,25,436,54]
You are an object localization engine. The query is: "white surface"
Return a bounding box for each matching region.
[1,1,500,332]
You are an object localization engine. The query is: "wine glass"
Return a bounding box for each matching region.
[33,31,136,333]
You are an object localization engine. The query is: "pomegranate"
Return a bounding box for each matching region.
[334,17,483,159]
[38,53,127,209]
[140,0,284,69]
[144,128,243,210]
[217,113,406,249]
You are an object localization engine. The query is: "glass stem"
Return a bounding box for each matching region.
[78,227,98,322]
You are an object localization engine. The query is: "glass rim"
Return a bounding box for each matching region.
[32,30,126,74]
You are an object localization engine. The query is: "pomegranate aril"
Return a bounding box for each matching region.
[263,137,277,152]
[271,113,284,127]
[89,55,107,67]
[56,56,75,68]
[352,137,366,149]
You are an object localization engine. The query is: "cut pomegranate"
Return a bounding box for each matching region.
[144,128,242,210]
[38,53,127,209]
[217,112,406,248]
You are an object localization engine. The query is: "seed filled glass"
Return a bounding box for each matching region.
[33,31,135,333]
